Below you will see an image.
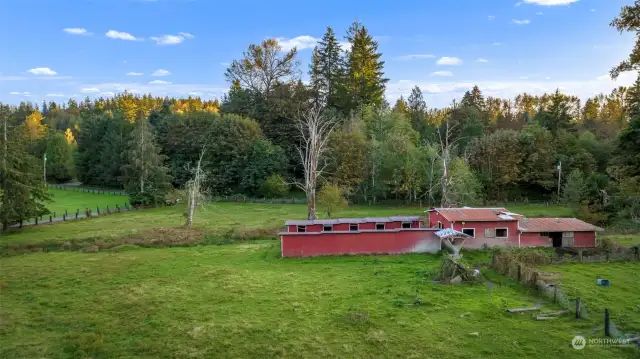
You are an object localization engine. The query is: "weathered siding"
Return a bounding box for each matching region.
[427,211,449,228]
[574,231,596,247]
[450,220,519,248]
[519,232,552,247]
[281,229,440,257]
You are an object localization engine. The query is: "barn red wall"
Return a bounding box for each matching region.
[451,220,519,248]
[288,221,420,233]
[574,232,596,247]
[281,229,440,257]
[519,232,552,247]
[428,211,449,228]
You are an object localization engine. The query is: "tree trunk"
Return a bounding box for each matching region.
[307,187,316,220]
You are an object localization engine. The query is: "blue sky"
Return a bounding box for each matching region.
[0,0,636,107]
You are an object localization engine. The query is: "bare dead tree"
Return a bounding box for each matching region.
[435,101,467,208]
[294,103,338,220]
[185,146,207,228]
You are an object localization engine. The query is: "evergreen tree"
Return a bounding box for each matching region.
[610,1,640,78]
[392,96,409,115]
[341,21,388,113]
[626,73,640,119]
[45,132,75,182]
[121,112,171,206]
[460,85,486,112]
[562,169,585,207]
[309,27,344,108]
[0,105,50,229]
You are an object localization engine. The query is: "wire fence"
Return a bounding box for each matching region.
[4,203,135,231]
[47,184,126,196]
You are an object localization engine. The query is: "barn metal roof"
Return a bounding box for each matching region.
[518,218,604,232]
[434,228,472,239]
[285,216,420,226]
[425,207,521,222]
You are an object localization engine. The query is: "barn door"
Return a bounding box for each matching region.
[562,232,574,247]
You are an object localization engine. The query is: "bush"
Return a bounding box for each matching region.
[262,174,289,198]
[318,183,348,218]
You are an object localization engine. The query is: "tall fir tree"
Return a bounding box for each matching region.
[0,105,50,229]
[626,73,640,119]
[121,112,171,206]
[341,21,388,114]
[309,27,344,108]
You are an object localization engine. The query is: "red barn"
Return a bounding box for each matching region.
[280,217,441,257]
[280,207,604,258]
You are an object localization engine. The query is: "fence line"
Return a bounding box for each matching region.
[47,184,126,196]
[2,202,134,231]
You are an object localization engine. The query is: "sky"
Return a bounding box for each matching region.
[0,0,637,108]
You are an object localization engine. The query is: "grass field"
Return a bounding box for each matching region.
[45,188,129,217]
[600,234,640,247]
[1,199,574,248]
[541,262,640,335]
[1,242,636,358]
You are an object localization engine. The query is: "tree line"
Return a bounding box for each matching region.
[1,3,639,228]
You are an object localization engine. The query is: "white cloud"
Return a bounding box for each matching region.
[488,15,495,20]
[100,92,115,97]
[523,0,578,5]
[395,54,436,60]
[46,93,65,97]
[81,87,100,93]
[9,91,30,96]
[515,2,522,6]
[189,91,202,96]
[492,42,501,46]
[512,19,531,25]
[220,62,230,66]
[536,12,544,15]
[436,57,463,66]
[149,80,171,85]
[63,28,91,35]
[277,35,319,51]
[152,69,171,76]
[338,41,351,51]
[105,30,141,41]
[590,8,595,12]
[150,32,194,45]
[545,77,551,80]
[126,72,144,76]
[27,67,57,76]
[431,71,453,77]
[476,58,489,63]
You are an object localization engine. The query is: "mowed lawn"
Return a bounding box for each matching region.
[45,188,129,217]
[541,261,640,335]
[0,201,573,247]
[1,242,635,359]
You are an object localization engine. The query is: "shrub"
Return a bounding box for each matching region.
[318,183,348,218]
[262,174,289,198]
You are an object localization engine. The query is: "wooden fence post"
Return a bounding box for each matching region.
[604,308,610,337]
[65,209,68,217]
[63,214,66,221]
[517,264,521,282]
[35,217,38,225]
[97,206,100,215]
[75,209,79,219]
[49,216,52,223]
[575,297,581,319]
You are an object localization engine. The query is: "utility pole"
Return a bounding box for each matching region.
[43,153,47,187]
[556,161,562,203]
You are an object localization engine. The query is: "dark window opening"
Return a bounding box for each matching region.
[496,228,508,238]
[323,224,333,232]
[462,228,475,237]
[349,223,359,231]
[437,221,443,229]
[402,222,412,229]
[540,232,550,237]
[297,225,306,233]
[376,223,385,230]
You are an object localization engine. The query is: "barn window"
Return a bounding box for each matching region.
[562,231,574,238]
[540,232,550,237]
[297,225,306,233]
[323,224,333,232]
[462,228,475,238]
[402,222,412,229]
[349,223,359,231]
[496,228,508,238]
[376,223,385,230]
[437,221,443,229]
[485,228,496,238]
